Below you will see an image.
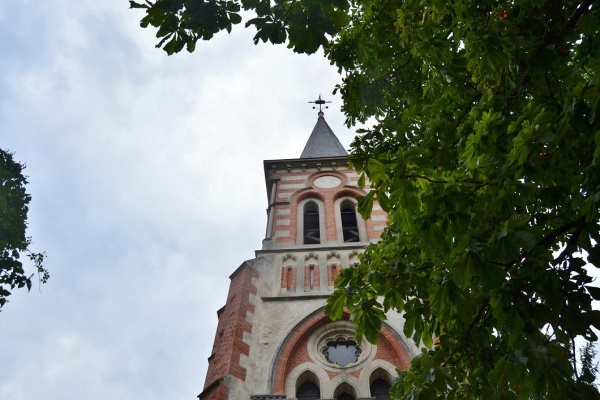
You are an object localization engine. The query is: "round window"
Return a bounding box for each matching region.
[321,337,362,367]
[308,321,373,370]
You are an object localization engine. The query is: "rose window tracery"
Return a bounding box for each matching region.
[321,338,362,367]
[308,321,373,370]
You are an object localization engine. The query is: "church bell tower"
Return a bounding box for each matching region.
[198,102,417,400]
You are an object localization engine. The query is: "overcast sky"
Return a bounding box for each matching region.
[0,1,357,399]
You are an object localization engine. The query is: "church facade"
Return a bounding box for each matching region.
[198,110,417,400]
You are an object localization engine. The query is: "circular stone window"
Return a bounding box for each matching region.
[321,337,362,367]
[313,175,342,189]
[308,321,373,370]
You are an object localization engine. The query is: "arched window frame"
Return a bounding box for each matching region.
[280,254,297,293]
[297,198,326,245]
[326,252,342,290]
[284,365,329,398]
[333,381,358,400]
[304,253,320,292]
[295,370,321,400]
[334,197,367,243]
[369,368,393,400]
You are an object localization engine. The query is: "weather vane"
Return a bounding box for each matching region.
[308,95,331,113]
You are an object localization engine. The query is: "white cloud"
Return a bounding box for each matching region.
[0,1,356,399]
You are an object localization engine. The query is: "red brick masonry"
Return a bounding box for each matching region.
[199,260,259,400]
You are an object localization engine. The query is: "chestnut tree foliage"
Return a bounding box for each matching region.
[0,150,47,312]
[131,0,600,398]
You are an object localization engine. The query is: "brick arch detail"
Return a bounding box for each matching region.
[374,321,412,370]
[270,309,333,393]
[291,187,327,204]
[333,187,367,201]
[270,309,412,394]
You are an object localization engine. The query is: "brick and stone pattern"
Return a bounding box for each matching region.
[327,263,340,289]
[304,264,320,291]
[200,260,258,399]
[264,159,387,248]
[280,266,297,292]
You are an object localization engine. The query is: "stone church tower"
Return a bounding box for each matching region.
[198,107,417,400]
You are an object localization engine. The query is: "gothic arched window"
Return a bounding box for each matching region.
[333,381,357,400]
[370,378,391,400]
[297,380,320,400]
[340,200,359,242]
[303,201,321,244]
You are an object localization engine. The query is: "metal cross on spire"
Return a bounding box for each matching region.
[308,95,331,114]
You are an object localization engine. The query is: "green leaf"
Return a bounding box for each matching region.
[357,190,375,219]
[367,158,388,183]
[586,286,600,301]
[129,1,149,9]
[357,172,365,189]
[422,324,433,348]
[325,289,347,320]
[186,40,196,53]
[488,357,507,388]
[230,12,242,25]
[376,189,391,211]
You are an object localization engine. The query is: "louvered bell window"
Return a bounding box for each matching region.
[340,200,359,242]
[304,201,320,244]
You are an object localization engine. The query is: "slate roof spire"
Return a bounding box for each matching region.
[300,100,348,158]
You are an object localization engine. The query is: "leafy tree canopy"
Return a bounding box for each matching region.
[0,149,48,312]
[132,0,600,398]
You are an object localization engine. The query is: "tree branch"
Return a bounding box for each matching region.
[565,0,595,31]
[538,216,586,249]
[553,218,587,266]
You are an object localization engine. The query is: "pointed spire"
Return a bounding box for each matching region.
[300,98,348,158]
